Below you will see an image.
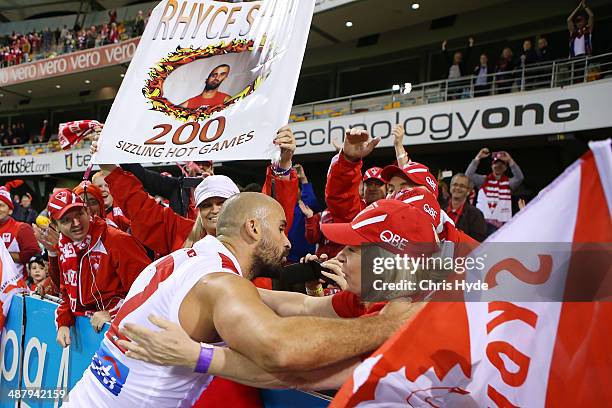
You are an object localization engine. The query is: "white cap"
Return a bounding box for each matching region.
[194,175,240,207]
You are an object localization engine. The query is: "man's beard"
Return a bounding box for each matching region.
[250,237,288,280]
[204,81,220,91]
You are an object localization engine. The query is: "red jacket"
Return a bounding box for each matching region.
[106,206,132,234]
[106,166,299,258]
[53,217,150,328]
[0,216,40,279]
[325,152,366,223]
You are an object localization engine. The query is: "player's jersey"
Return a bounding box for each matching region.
[64,236,242,408]
[184,92,229,109]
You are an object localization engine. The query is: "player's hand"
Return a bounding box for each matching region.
[118,314,201,369]
[475,147,490,160]
[342,128,380,162]
[91,310,111,333]
[274,126,296,170]
[57,326,71,348]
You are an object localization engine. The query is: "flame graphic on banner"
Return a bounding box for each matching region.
[142,39,266,122]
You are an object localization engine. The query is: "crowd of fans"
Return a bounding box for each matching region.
[441,0,596,97]
[0,119,531,402]
[0,9,147,67]
[1,122,525,309]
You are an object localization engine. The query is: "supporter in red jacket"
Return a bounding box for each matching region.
[45,189,150,347]
[92,170,132,233]
[97,126,299,258]
[0,186,40,279]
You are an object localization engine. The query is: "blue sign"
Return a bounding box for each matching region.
[1,296,331,407]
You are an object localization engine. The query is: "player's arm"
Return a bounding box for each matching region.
[120,315,359,389]
[206,273,417,373]
[258,288,338,318]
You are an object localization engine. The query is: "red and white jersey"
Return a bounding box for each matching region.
[64,236,242,408]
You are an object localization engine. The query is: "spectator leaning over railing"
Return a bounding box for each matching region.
[536,36,552,62]
[442,37,474,99]
[466,148,524,236]
[445,173,487,242]
[0,186,39,279]
[568,0,594,57]
[42,189,150,346]
[495,47,516,93]
[473,53,492,96]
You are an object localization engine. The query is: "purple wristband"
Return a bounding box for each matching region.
[194,344,214,374]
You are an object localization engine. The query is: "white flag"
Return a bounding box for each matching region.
[96,0,315,164]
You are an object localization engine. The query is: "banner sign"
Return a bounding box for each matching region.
[96,0,316,164]
[0,38,140,87]
[0,148,173,177]
[0,296,330,407]
[293,80,612,155]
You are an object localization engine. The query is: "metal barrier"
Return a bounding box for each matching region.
[289,52,612,121]
[1,52,611,157]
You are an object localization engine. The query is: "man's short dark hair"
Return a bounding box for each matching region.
[211,64,231,72]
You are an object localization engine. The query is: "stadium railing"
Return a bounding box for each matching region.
[1,51,610,157]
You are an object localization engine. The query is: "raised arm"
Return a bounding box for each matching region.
[466,147,490,188]
[392,124,410,167]
[325,128,380,222]
[567,1,583,32]
[585,4,594,30]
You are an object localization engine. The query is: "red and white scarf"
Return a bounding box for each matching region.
[57,218,103,313]
[58,120,102,150]
[476,173,512,226]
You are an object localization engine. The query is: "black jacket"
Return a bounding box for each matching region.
[120,163,201,217]
[455,203,487,242]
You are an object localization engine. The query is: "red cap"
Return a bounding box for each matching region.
[47,189,86,220]
[362,167,385,183]
[321,199,438,255]
[390,188,441,229]
[0,187,13,210]
[380,162,438,197]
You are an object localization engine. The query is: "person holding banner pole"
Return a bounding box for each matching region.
[90,126,299,261]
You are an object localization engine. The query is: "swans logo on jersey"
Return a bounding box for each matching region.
[90,342,130,396]
[423,203,438,220]
[426,176,437,192]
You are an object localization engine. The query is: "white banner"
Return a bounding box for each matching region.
[293,80,612,155]
[96,0,315,164]
[0,149,172,177]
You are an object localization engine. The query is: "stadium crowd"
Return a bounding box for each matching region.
[0,9,147,67]
[0,119,528,403]
[440,1,596,97]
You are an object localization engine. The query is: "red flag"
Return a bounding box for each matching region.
[0,242,27,330]
[332,140,612,407]
[58,120,102,150]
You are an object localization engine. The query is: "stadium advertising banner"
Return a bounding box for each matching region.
[0,38,139,87]
[96,0,316,164]
[293,80,612,154]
